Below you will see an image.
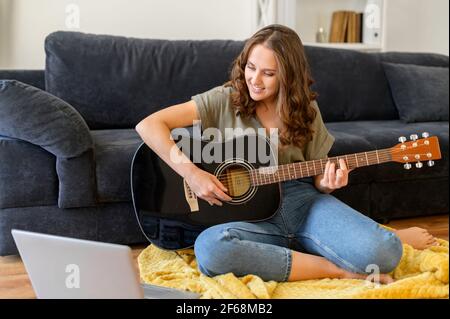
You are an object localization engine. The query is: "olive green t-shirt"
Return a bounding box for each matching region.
[191,85,334,165]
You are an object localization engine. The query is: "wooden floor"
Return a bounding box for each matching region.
[0,214,447,299]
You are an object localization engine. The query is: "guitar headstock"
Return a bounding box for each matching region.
[390,133,441,169]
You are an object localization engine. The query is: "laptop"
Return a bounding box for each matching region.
[11,229,201,299]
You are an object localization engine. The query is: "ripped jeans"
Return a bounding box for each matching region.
[194,179,403,282]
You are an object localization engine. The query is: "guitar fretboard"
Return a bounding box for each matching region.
[250,149,392,186]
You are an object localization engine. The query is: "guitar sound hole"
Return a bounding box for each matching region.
[218,165,251,198]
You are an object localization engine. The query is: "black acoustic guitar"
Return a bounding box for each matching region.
[131,132,441,250]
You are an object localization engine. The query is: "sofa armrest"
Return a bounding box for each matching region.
[0,135,58,209]
[0,69,45,91]
[0,80,96,208]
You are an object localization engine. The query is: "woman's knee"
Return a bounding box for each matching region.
[363,231,403,274]
[194,225,237,277]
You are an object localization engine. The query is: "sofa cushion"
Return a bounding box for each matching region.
[382,63,449,123]
[92,129,142,203]
[327,120,448,183]
[56,150,97,209]
[304,46,399,122]
[0,80,93,158]
[45,31,244,129]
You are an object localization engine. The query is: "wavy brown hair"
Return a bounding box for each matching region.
[225,24,318,149]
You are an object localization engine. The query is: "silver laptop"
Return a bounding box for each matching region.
[11,229,200,299]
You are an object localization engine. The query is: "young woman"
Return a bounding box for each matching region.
[136,24,438,284]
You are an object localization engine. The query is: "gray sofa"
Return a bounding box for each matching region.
[0,31,448,256]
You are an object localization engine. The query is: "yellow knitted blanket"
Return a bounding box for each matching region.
[138,237,449,299]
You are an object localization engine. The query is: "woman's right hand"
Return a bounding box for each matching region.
[185,168,232,206]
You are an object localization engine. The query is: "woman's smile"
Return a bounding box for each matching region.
[249,84,265,94]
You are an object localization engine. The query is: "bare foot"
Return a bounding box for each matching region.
[329,262,394,285]
[341,270,395,285]
[394,227,438,250]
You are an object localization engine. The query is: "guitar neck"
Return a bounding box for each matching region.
[251,148,392,186]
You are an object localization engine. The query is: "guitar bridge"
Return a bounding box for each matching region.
[183,179,199,213]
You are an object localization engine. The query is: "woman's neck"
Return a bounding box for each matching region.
[257,100,277,114]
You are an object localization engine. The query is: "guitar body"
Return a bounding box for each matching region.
[131,134,281,250]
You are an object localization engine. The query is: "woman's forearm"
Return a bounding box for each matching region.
[135,117,198,179]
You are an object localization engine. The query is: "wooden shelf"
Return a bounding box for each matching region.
[295,0,386,52]
[252,0,386,52]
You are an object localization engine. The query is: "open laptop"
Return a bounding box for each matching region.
[11,229,200,299]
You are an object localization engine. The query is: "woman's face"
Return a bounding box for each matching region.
[245,44,280,105]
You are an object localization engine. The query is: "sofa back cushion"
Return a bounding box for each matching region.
[379,52,449,68]
[45,31,244,129]
[304,46,400,122]
[45,31,449,127]
[382,62,449,123]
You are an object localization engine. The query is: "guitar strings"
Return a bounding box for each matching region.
[213,143,434,180]
[190,140,436,183]
[214,149,395,179]
[216,152,432,183]
[215,149,433,184]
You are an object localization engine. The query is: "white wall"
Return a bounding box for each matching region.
[0,0,13,67]
[0,0,253,69]
[0,0,448,69]
[384,0,449,55]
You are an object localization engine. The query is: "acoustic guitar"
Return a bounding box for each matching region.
[131,132,441,250]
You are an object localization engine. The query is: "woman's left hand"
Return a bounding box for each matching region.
[318,159,353,191]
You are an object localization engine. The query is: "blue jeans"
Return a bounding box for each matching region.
[194,179,403,282]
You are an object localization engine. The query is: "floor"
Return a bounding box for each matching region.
[0,214,447,299]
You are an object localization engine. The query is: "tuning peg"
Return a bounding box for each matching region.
[404,163,412,170]
[422,132,430,138]
[427,160,435,167]
[415,161,423,168]
[398,136,407,143]
[410,134,418,141]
